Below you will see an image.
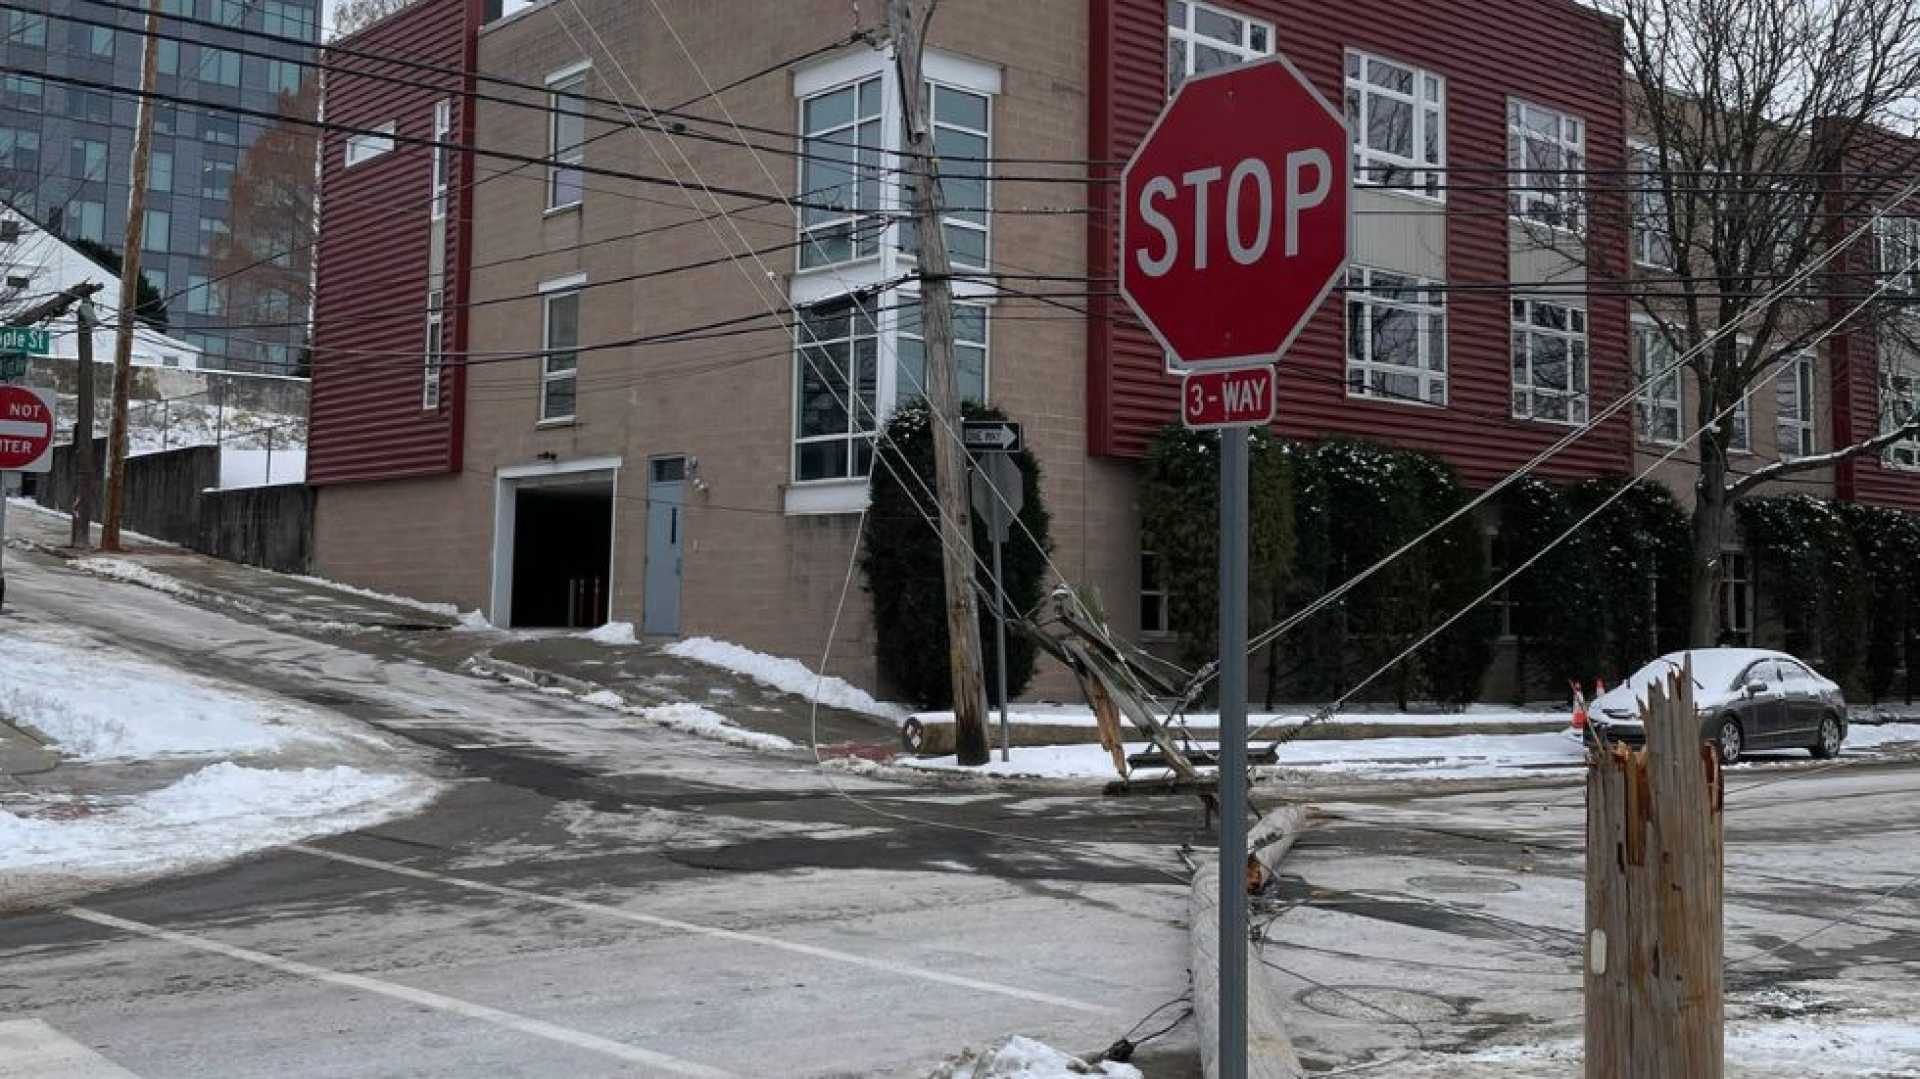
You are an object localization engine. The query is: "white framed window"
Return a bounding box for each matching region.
[1630,142,1674,269]
[1165,1,1273,95]
[1508,98,1585,231]
[430,98,452,220]
[423,289,444,410]
[345,122,395,167]
[547,64,588,210]
[896,297,988,406]
[1345,50,1444,200]
[898,81,991,269]
[1875,215,1920,301]
[793,298,879,482]
[1776,352,1815,459]
[1633,319,1682,445]
[538,278,582,423]
[1720,550,1753,645]
[798,75,885,269]
[1345,266,1446,406]
[1511,297,1588,424]
[1884,362,1919,469]
[1140,552,1171,637]
[142,208,170,252]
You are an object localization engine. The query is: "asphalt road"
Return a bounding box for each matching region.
[0,546,1209,1078]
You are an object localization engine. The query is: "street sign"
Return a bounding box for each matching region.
[0,383,55,473]
[962,419,1022,454]
[0,352,26,381]
[0,327,51,356]
[969,453,1023,544]
[1183,364,1277,430]
[1119,56,1349,371]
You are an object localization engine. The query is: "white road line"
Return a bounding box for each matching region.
[0,1019,142,1079]
[61,906,735,1079]
[292,843,1114,1015]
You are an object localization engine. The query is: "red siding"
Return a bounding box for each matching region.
[1088,0,1634,488]
[1831,131,1920,511]
[308,0,479,486]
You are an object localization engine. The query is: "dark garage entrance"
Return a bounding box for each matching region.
[510,480,614,628]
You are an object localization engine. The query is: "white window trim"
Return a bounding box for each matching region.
[1140,551,1173,638]
[430,98,451,220]
[1776,351,1815,461]
[1345,49,1445,203]
[546,64,589,212]
[1721,549,1754,642]
[1875,215,1920,306]
[1633,317,1682,446]
[1511,297,1590,425]
[1884,363,1920,469]
[1345,265,1447,407]
[1723,337,1754,455]
[1508,98,1585,232]
[1166,1,1274,93]
[422,288,443,411]
[344,121,395,168]
[1630,141,1675,270]
[538,275,584,424]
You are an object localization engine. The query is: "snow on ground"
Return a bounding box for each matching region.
[907,703,1568,730]
[926,1036,1143,1079]
[0,626,326,760]
[71,557,198,599]
[664,636,906,720]
[280,571,460,616]
[580,621,639,645]
[1395,1017,1920,1077]
[0,763,434,880]
[1838,721,1920,749]
[574,689,797,753]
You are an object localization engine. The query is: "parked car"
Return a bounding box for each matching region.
[1584,648,1847,765]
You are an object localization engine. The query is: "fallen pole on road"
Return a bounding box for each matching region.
[1191,805,1309,1079]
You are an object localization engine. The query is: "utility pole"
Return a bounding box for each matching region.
[71,297,96,547]
[888,0,990,765]
[100,0,163,553]
[1585,659,1724,1078]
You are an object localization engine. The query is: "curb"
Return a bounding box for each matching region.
[903,718,1568,754]
[1191,804,1310,1079]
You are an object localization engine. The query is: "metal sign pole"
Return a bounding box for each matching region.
[0,472,13,609]
[992,492,1010,763]
[1218,428,1250,1079]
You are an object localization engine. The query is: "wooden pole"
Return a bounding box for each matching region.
[887,0,990,765]
[70,298,96,548]
[99,0,163,552]
[1585,658,1724,1078]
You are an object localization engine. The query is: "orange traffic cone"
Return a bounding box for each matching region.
[1570,680,1589,730]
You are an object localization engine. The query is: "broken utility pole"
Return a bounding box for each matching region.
[888,0,991,766]
[100,0,163,553]
[72,297,97,548]
[1585,659,1724,1078]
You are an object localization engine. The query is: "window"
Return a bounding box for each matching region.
[901,83,991,268]
[263,1,314,38]
[1875,215,1920,300]
[798,76,883,268]
[157,40,178,77]
[197,216,229,256]
[539,284,580,422]
[0,219,17,243]
[546,66,587,210]
[266,60,303,96]
[185,273,223,315]
[1723,350,1751,453]
[161,0,190,15]
[153,105,179,135]
[68,89,112,125]
[202,115,239,145]
[2,76,42,109]
[143,268,166,300]
[1165,1,1272,95]
[1508,99,1585,230]
[65,199,105,244]
[196,47,241,87]
[793,299,878,481]
[210,0,248,26]
[142,209,171,252]
[423,289,443,410]
[1776,353,1815,459]
[896,299,987,406]
[1140,552,1171,636]
[1631,143,1674,269]
[1345,266,1446,405]
[1720,550,1752,646]
[201,158,234,199]
[1884,362,1919,469]
[7,11,46,47]
[1344,50,1443,200]
[345,122,395,167]
[69,137,107,182]
[6,274,30,289]
[1511,298,1588,423]
[0,128,39,176]
[1634,320,1681,444]
[145,149,171,193]
[87,26,115,58]
[430,98,451,219]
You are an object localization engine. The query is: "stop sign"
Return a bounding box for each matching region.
[0,383,55,472]
[1120,55,1349,370]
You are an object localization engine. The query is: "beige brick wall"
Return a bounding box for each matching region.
[312,0,1145,698]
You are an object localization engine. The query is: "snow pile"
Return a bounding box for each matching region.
[580,621,639,646]
[928,1036,1142,1079]
[0,630,319,760]
[0,762,435,880]
[1397,1017,1920,1077]
[664,636,904,720]
[907,705,1563,731]
[904,732,1587,781]
[72,557,197,598]
[283,572,459,616]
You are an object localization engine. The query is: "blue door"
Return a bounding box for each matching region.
[643,457,685,636]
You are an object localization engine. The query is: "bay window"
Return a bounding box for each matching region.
[1511,297,1589,424]
[793,299,879,482]
[1346,266,1446,405]
[799,76,884,268]
[1345,50,1444,200]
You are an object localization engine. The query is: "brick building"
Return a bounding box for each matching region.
[306,0,1917,695]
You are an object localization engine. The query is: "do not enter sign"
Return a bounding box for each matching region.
[1119,56,1349,372]
[0,384,55,473]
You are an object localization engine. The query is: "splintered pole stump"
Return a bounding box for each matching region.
[1585,660,1724,1079]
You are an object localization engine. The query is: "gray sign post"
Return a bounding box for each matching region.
[969,447,1022,763]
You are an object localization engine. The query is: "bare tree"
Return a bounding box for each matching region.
[328,0,415,36]
[1527,0,1920,646]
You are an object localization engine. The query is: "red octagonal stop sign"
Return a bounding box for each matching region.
[1120,55,1349,370]
[0,383,55,472]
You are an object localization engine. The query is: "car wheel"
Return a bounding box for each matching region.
[1811,715,1843,760]
[1715,717,1744,766]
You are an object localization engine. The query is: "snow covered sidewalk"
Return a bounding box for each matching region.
[0,620,437,908]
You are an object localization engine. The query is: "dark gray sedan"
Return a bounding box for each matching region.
[1583,648,1848,765]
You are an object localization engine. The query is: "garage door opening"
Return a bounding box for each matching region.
[508,479,614,628]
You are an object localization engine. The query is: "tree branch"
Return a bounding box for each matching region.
[1727,417,1920,497]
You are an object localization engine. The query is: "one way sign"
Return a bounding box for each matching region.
[962,419,1022,454]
